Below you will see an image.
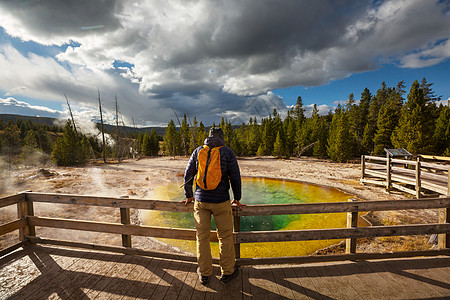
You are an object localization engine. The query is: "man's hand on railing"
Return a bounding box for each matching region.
[184,197,194,206]
[231,199,246,210]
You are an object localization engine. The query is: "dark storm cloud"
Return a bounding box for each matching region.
[0,0,122,44]
[1,0,449,125]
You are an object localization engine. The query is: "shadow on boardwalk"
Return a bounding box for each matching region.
[1,245,449,299]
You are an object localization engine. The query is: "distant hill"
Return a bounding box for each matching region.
[0,114,167,136]
[0,114,57,127]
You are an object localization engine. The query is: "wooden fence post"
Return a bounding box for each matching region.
[438,168,450,249]
[346,198,358,254]
[233,208,241,259]
[415,156,421,199]
[386,153,391,191]
[120,196,132,248]
[16,191,35,243]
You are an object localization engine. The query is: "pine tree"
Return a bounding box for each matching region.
[327,107,353,162]
[21,130,42,166]
[190,117,199,152]
[163,120,180,157]
[51,120,88,166]
[141,130,152,156]
[197,121,208,146]
[272,131,285,158]
[392,80,436,154]
[433,104,450,155]
[180,114,190,156]
[363,82,389,153]
[137,131,144,154]
[373,97,397,155]
[312,116,328,157]
[149,129,160,156]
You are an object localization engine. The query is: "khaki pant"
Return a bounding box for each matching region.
[194,200,235,276]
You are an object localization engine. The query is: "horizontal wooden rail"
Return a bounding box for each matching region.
[0,241,27,258]
[236,224,450,243]
[25,192,193,212]
[420,155,450,162]
[391,158,417,165]
[0,218,27,236]
[239,197,449,216]
[420,161,449,171]
[0,193,25,209]
[27,237,202,263]
[24,192,450,215]
[27,216,218,242]
[365,155,387,162]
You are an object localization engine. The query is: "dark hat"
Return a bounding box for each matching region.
[209,127,224,139]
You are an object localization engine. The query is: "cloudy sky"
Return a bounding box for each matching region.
[0,0,449,127]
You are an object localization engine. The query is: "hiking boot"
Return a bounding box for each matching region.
[197,267,210,286]
[219,267,239,283]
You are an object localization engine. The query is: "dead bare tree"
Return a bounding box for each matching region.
[170,108,188,156]
[114,95,122,163]
[64,93,78,136]
[297,141,319,157]
[98,90,107,163]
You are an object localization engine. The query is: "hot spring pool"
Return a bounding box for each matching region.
[141,177,360,258]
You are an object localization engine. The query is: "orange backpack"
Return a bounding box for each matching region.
[196,145,223,190]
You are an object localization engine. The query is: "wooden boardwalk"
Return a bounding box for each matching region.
[1,245,449,299]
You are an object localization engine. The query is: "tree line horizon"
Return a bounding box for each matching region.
[0,78,449,166]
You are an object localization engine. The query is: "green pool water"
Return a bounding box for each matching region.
[141,177,356,258]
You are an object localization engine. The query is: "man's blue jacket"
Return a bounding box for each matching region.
[184,136,241,203]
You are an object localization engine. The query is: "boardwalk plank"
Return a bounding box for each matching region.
[272,266,296,299]
[257,266,283,300]
[161,261,193,299]
[84,254,133,299]
[135,258,172,299]
[241,266,253,299]
[332,261,376,300]
[355,260,400,299]
[11,247,91,300]
[324,263,361,299]
[397,258,450,298]
[314,263,350,299]
[190,271,208,300]
[224,266,243,299]
[151,259,182,299]
[208,267,228,300]
[304,264,336,299]
[176,262,198,300]
[93,255,145,299]
[51,251,109,299]
[2,245,450,300]
[121,256,161,300]
[31,249,97,299]
[367,259,418,299]
[70,252,124,298]
[104,255,148,299]
[291,265,324,300]
[247,266,269,300]
[279,266,310,299]
[1,246,58,299]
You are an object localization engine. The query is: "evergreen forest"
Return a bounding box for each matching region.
[0,78,449,167]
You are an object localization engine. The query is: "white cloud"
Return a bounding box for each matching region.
[0,97,61,118]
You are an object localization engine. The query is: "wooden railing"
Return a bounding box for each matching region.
[361,155,449,198]
[1,192,449,265]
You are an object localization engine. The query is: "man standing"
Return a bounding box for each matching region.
[184,127,243,285]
